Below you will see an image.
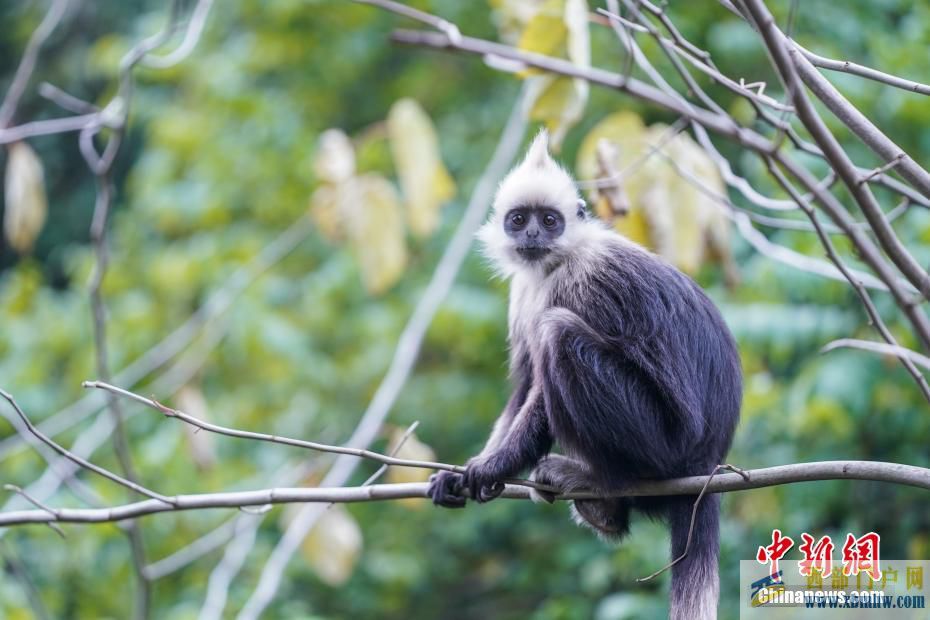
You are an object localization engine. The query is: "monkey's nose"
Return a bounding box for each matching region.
[526,227,539,239]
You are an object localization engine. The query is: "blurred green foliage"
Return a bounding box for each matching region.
[2,1,930,618]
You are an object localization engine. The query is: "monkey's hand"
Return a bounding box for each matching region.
[427,471,467,509]
[461,455,508,503]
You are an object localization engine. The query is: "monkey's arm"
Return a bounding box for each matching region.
[428,381,551,507]
[462,383,551,499]
[476,370,532,458]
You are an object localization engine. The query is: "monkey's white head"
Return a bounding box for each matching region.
[478,129,604,278]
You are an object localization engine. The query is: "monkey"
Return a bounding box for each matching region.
[427,129,741,620]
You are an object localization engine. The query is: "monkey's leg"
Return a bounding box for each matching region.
[529,455,631,542]
[535,307,695,477]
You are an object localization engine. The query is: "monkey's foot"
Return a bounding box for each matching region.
[427,471,467,509]
[527,468,558,504]
[527,455,590,504]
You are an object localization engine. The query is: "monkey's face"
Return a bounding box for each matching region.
[503,206,566,263]
[478,128,601,277]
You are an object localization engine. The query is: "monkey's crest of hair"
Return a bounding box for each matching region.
[477,128,609,279]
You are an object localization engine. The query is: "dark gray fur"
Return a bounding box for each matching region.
[429,237,741,619]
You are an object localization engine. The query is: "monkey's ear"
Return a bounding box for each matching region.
[576,198,588,220]
[524,128,552,168]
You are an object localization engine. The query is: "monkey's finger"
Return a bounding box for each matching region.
[440,493,467,509]
[478,482,504,503]
[428,472,467,508]
[466,476,483,503]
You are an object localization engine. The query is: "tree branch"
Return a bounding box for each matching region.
[2,461,929,528]
[795,44,930,96]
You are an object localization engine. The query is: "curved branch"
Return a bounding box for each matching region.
[2,461,929,527]
[796,43,930,97]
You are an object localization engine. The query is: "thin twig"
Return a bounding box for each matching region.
[0,0,71,127]
[37,82,98,114]
[3,485,65,538]
[0,389,175,504]
[636,464,748,583]
[796,43,930,97]
[82,381,493,483]
[143,0,215,68]
[354,0,461,43]
[821,339,930,372]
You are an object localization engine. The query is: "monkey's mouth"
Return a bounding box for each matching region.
[516,246,551,261]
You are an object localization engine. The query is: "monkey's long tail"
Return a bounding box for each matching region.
[668,494,720,620]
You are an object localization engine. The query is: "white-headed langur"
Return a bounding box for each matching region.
[428,130,742,620]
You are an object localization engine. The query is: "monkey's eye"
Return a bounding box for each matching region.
[542,214,557,228]
[510,213,526,226]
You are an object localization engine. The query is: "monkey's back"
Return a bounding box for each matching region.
[542,236,742,483]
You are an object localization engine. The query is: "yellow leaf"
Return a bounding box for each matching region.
[668,129,735,280]
[576,111,648,185]
[385,428,436,482]
[300,505,363,587]
[652,126,731,274]
[490,0,548,44]
[308,183,345,241]
[350,174,407,294]
[313,128,355,185]
[517,2,566,58]
[3,142,48,253]
[522,0,589,149]
[563,0,590,68]
[576,114,734,278]
[527,76,588,150]
[386,99,456,237]
[385,428,437,510]
[611,204,651,248]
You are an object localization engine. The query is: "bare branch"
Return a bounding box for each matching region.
[723,0,930,208]
[796,43,930,97]
[3,485,65,539]
[74,6,187,617]
[82,381,473,480]
[37,82,99,114]
[740,0,930,305]
[0,389,175,505]
[353,0,461,44]
[2,461,930,528]
[142,0,215,68]
[0,0,72,127]
[822,339,930,372]
[0,113,100,145]
[763,162,930,404]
